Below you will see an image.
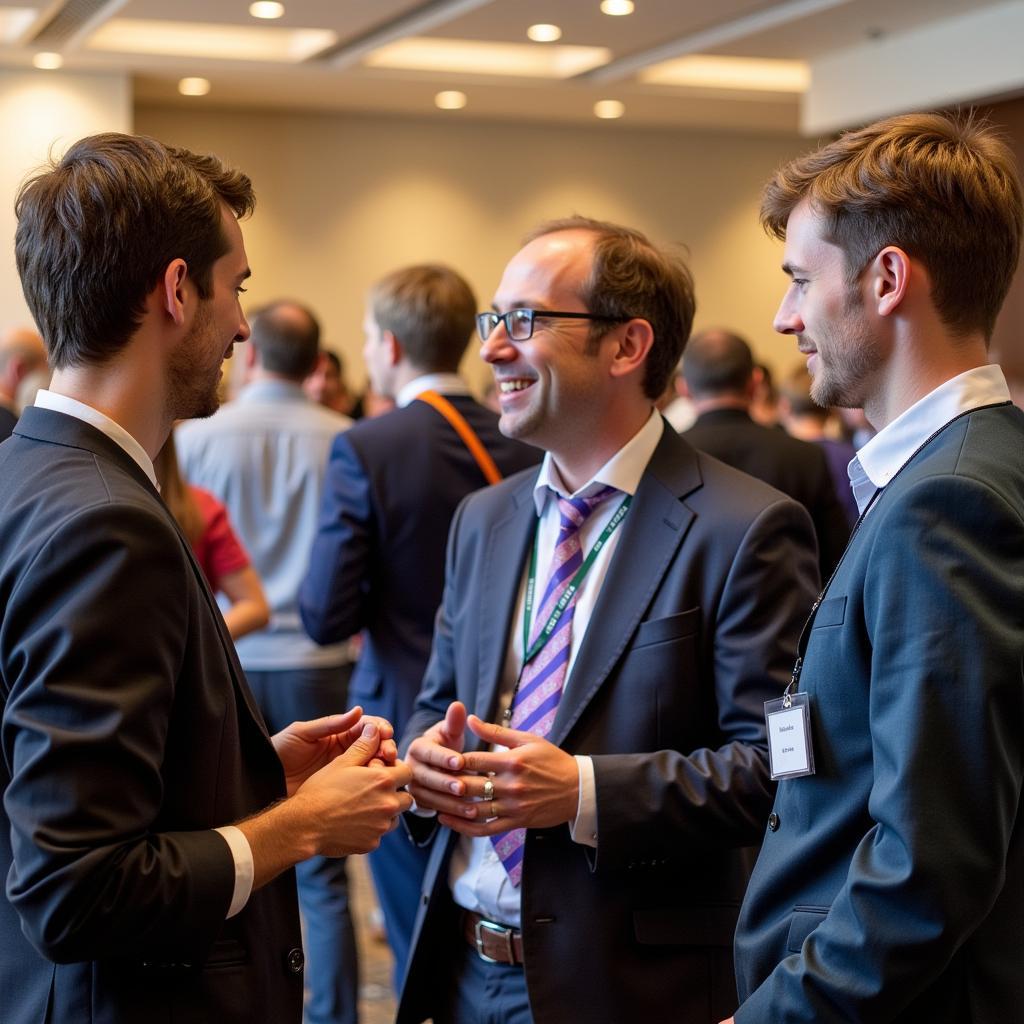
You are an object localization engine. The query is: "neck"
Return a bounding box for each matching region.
[692,394,749,416]
[50,361,171,460]
[391,363,442,398]
[549,403,652,493]
[864,330,988,431]
[250,368,303,387]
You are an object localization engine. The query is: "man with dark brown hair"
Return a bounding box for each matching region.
[730,111,1024,1023]
[396,217,818,1023]
[0,133,412,1024]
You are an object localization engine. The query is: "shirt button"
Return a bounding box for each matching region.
[286,947,305,974]
[768,812,780,832]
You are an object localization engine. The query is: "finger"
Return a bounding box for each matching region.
[290,708,363,741]
[336,720,381,765]
[378,738,398,764]
[408,786,484,819]
[344,714,393,746]
[467,715,532,749]
[460,750,513,775]
[408,736,465,772]
[438,812,509,837]
[388,760,413,788]
[410,760,472,796]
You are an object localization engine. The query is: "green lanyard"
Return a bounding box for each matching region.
[520,494,632,667]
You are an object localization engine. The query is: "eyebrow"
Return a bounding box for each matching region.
[237,267,252,284]
[781,262,806,277]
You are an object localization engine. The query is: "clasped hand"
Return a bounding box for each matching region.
[406,701,579,836]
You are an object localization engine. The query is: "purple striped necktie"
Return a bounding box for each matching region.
[490,484,619,886]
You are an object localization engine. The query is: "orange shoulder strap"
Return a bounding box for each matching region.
[416,390,503,485]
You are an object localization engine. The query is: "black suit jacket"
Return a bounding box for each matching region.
[397,422,819,1024]
[734,403,1024,1022]
[299,395,539,735]
[685,407,850,579]
[0,409,303,1023]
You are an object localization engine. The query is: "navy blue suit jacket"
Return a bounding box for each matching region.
[299,395,539,735]
[397,422,820,1024]
[0,409,303,1023]
[734,403,1024,1023]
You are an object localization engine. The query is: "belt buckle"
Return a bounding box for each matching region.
[474,918,514,964]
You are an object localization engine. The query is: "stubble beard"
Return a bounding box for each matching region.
[167,303,224,422]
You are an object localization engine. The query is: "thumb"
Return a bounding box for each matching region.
[467,714,534,748]
[297,708,362,742]
[337,721,381,766]
[442,701,468,748]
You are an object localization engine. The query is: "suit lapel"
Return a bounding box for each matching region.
[550,424,703,746]
[472,473,538,746]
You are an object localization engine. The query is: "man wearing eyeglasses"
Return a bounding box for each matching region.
[396,216,820,1024]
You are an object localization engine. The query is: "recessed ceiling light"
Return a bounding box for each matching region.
[88,20,335,63]
[600,0,635,15]
[641,55,809,92]
[435,90,467,110]
[249,1,284,18]
[594,99,625,119]
[32,51,63,70]
[179,77,211,97]
[527,23,562,43]
[366,38,610,79]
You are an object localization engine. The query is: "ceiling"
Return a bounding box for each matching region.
[0,0,1017,134]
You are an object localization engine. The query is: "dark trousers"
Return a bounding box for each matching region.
[434,936,533,1024]
[367,821,431,991]
[246,665,358,1024]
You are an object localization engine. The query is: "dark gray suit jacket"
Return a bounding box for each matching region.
[397,421,819,1024]
[0,409,304,1023]
[734,402,1024,1023]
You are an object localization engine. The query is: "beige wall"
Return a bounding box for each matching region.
[136,104,807,394]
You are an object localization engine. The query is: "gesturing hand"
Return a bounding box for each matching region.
[435,715,579,836]
[407,701,470,813]
[273,707,397,796]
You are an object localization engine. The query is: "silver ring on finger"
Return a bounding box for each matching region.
[482,778,495,802]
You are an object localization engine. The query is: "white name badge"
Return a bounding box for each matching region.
[764,692,815,780]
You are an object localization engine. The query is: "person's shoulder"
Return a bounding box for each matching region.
[689,445,805,519]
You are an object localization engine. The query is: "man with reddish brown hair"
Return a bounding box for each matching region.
[731,112,1024,1023]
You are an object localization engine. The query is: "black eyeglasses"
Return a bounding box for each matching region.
[476,308,634,343]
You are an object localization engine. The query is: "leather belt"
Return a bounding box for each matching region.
[462,910,524,965]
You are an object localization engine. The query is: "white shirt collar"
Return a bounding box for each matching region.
[396,373,472,409]
[848,364,1010,513]
[34,389,158,489]
[533,408,663,514]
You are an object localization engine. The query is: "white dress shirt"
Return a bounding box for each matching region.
[450,409,664,927]
[847,365,1012,516]
[396,372,473,408]
[34,390,253,919]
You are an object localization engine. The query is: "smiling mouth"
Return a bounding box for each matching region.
[498,378,535,395]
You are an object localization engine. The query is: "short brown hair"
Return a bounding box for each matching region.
[761,111,1023,340]
[369,264,476,373]
[524,216,696,399]
[15,132,254,369]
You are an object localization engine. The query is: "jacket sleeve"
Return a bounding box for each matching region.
[591,496,819,864]
[736,474,1024,1022]
[299,431,374,645]
[2,501,235,963]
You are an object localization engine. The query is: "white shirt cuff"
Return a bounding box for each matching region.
[569,755,597,848]
[214,825,254,919]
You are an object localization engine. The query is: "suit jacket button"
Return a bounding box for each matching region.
[286,947,305,974]
[768,812,780,832]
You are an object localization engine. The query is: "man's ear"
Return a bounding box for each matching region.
[161,259,190,326]
[869,246,912,318]
[609,318,655,381]
[383,330,403,367]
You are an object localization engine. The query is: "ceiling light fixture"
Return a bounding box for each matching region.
[365,38,610,78]
[642,54,809,92]
[179,77,211,96]
[594,99,625,118]
[249,1,285,18]
[32,51,63,69]
[600,0,635,15]
[435,90,467,110]
[527,23,562,42]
